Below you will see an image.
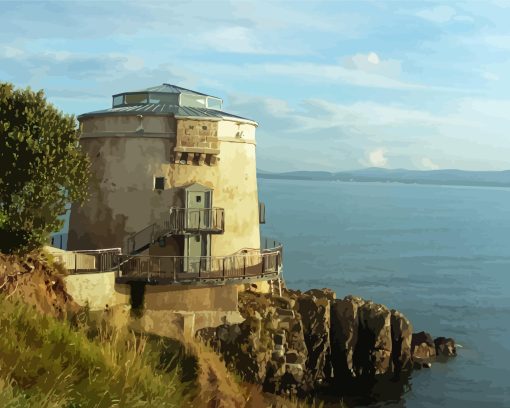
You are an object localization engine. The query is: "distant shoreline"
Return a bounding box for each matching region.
[258,168,510,189]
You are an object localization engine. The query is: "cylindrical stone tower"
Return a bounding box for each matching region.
[68,84,262,262]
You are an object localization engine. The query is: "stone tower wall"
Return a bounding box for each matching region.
[67,114,260,257]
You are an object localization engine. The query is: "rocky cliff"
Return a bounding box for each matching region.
[197,287,456,401]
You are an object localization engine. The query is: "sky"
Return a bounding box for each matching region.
[1,0,510,172]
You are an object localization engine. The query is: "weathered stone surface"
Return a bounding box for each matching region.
[390,310,413,374]
[198,288,456,399]
[330,295,365,379]
[305,288,336,301]
[296,292,332,381]
[276,307,295,317]
[285,350,304,364]
[355,301,392,376]
[434,337,456,357]
[411,331,436,362]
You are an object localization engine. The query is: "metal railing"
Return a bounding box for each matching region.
[54,248,121,274]
[164,207,224,234]
[62,239,283,285]
[117,245,282,283]
[261,236,283,253]
[126,207,225,254]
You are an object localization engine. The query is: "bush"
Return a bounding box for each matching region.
[0,82,90,253]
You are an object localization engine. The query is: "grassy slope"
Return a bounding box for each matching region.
[0,252,325,408]
[0,295,197,408]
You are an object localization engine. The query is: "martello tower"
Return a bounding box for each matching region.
[68,84,265,269]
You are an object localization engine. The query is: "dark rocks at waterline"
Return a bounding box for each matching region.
[196,288,457,398]
[434,336,457,357]
[391,310,414,374]
[411,331,436,365]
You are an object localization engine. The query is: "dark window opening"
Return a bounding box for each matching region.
[130,282,145,317]
[113,95,124,107]
[259,202,266,224]
[154,177,165,190]
[125,93,148,105]
[196,196,202,203]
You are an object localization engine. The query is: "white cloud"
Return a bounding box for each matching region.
[415,5,462,23]
[260,62,427,90]
[421,157,440,170]
[199,26,266,54]
[482,71,500,81]
[120,55,145,71]
[360,148,389,168]
[482,35,510,50]
[0,46,24,58]
[295,99,462,129]
[367,52,380,65]
[343,52,402,78]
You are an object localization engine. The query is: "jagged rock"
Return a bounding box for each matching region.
[272,296,292,310]
[390,310,413,374]
[304,288,336,301]
[296,292,332,382]
[285,350,304,364]
[355,301,392,376]
[198,289,456,400]
[276,307,295,317]
[434,337,456,357]
[330,295,365,379]
[411,331,436,362]
[274,332,285,345]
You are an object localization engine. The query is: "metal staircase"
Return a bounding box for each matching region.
[126,207,225,255]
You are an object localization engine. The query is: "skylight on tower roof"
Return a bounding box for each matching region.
[111,84,223,110]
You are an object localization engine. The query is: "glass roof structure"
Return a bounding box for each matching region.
[78,83,256,124]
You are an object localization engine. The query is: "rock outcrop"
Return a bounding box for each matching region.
[411,331,436,365]
[434,336,457,357]
[390,310,413,374]
[197,287,456,398]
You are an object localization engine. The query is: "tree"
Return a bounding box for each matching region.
[0,82,90,253]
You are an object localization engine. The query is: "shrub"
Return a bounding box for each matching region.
[0,82,90,253]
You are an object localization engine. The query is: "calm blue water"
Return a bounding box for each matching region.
[259,178,510,408]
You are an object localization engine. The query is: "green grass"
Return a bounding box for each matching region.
[0,296,197,408]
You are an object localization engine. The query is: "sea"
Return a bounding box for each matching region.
[258,178,510,408]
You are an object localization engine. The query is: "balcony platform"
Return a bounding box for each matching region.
[62,237,283,287]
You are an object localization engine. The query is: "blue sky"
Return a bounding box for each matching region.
[1,0,510,172]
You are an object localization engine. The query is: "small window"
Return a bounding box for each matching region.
[196,196,201,203]
[148,93,179,105]
[113,95,124,107]
[207,97,222,110]
[180,94,206,108]
[125,93,148,105]
[259,202,266,224]
[154,177,165,190]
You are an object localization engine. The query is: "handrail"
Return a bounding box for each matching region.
[54,248,121,274]
[261,236,283,252]
[73,248,122,254]
[117,247,282,283]
[126,207,225,254]
[63,241,284,284]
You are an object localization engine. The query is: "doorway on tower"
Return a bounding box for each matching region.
[184,233,210,273]
[183,183,213,273]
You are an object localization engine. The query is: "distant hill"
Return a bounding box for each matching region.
[257,168,510,188]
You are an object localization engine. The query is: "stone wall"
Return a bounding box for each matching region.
[144,284,238,311]
[63,272,130,311]
[68,115,261,258]
[174,119,219,165]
